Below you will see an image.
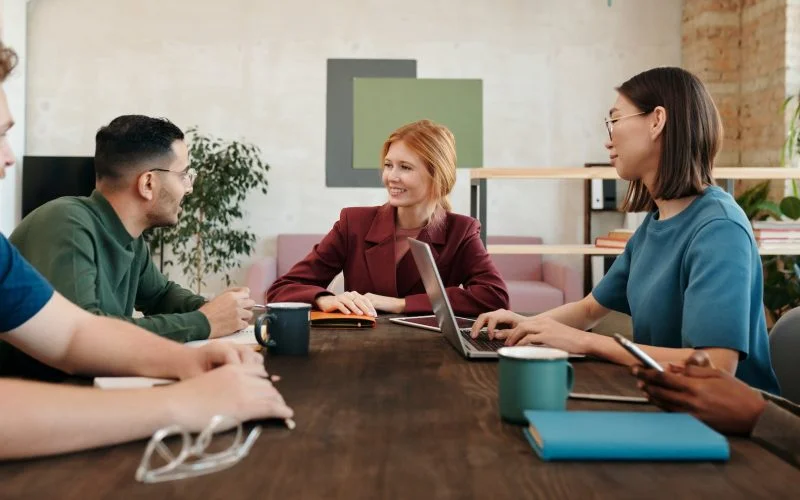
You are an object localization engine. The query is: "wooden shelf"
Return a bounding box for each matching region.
[487,244,624,255]
[471,165,800,294]
[470,167,800,180]
[487,243,800,256]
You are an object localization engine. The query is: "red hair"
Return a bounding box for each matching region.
[381,119,457,214]
[0,42,18,83]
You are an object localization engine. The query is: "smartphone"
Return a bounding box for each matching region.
[569,392,649,404]
[613,333,664,372]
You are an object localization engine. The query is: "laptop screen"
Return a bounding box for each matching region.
[407,238,469,353]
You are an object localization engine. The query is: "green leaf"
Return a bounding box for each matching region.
[736,180,773,220]
[144,126,269,292]
[782,94,800,166]
[736,180,769,207]
[780,197,800,220]
[753,200,783,220]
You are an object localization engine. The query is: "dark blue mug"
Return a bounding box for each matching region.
[254,302,312,356]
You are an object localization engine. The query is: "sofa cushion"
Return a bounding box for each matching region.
[505,280,564,314]
[276,234,326,276]
[487,236,543,281]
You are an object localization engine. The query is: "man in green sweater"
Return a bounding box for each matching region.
[6,115,255,379]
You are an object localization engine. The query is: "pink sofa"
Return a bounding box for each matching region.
[245,234,334,303]
[246,234,581,314]
[487,236,582,313]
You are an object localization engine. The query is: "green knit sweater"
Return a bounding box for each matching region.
[8,190,210,343]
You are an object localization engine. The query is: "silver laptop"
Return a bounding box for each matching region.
[408,238,505,359]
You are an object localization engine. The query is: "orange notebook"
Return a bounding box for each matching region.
[310,311,377,328]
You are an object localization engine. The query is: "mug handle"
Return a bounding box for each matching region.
[566,362,575,392]
[254,313,277,348]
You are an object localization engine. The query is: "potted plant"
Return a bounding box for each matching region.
[146,127,269,294]
[732,93,800,324]
[736,181,800,324]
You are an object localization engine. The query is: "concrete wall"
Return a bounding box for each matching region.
[24,0,682,291]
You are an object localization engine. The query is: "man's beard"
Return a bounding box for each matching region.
[146,186,182,229]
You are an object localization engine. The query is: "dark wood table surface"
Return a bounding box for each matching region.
[1,319,799,499]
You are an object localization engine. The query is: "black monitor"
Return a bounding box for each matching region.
[21,156,96,218]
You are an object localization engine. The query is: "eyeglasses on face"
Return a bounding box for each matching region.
[149,167,197,186]
[604,111,647,140]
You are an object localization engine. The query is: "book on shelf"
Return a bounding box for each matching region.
[607,228,635,240]
[757,239,800,246]
[753,230,800,240]
[751,222,800,246]
[594,228,634,248]
[752,221,800,231]
[595,237,627,249]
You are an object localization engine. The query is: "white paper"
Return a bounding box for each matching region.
[591,179,603,209]
[94,326,259,389]
[94,376,174,389]
[185,325,258,347]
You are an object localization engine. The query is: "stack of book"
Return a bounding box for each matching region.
[595,228,635,249]
[752,221,800,247]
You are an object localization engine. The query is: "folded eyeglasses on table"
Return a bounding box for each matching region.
[136,415,293,483]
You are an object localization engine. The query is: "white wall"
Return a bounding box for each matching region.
[24,0,682,292]
[0,0,26,235]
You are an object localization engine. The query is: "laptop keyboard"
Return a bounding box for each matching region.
[459,329,506,352]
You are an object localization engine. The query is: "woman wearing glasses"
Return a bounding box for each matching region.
[473,67,779,394]
[267,119,509,317]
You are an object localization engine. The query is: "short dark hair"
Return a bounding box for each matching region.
[94,115,185,182]
[616,67,721,212]
[0,41,18,83]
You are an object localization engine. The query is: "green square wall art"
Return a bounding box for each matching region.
[352,78,483,169]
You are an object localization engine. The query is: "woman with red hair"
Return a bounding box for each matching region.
[268,119,509,317]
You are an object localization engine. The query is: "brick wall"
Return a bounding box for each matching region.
[787,0,800,94]
[683,0,795,186]
[740,0,786,169]
[682,0,742,168]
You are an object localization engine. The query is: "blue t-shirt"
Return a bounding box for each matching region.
[0,233,54,332]
[592,186,780,394]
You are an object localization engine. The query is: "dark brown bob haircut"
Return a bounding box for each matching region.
[616,67,722,212]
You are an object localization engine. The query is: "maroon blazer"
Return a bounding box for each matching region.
[267,204,509,316]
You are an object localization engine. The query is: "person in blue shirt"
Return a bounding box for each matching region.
[473,66,780,394]
[0,41,292,460]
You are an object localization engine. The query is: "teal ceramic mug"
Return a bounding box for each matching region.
[497,346,574,424]
[254,302,312,356]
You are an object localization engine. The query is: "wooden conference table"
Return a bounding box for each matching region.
[0,319,798,499]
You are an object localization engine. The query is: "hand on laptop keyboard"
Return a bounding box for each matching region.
[459,328,505,351]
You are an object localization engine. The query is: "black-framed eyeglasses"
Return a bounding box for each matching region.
[149,167,197,186]
[604,111,647,140]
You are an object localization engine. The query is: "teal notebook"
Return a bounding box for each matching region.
[523,410,730,462]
